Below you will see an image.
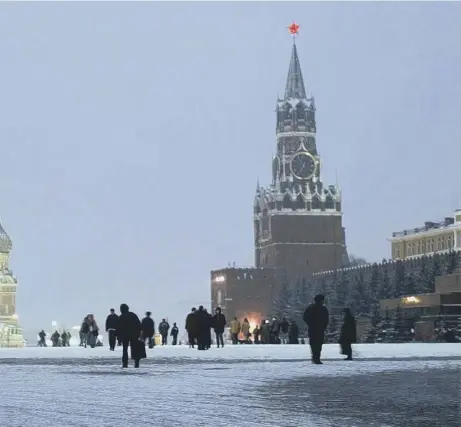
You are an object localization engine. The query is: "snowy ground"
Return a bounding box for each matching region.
[0,343,459,427]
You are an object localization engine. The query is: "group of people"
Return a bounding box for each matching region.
[304,294,357,364]
[236,317,300,345]
[182,295,357,364]
[36,294,356,367]
[37,330,72,347]
[185,305,227,349]
[102,305,185,367]
[105,309,180,350]
[79,314,101,348]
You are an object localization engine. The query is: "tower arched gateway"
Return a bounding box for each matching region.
[211,27,349,321]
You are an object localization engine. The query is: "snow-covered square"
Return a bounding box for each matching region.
[0,343,459,427]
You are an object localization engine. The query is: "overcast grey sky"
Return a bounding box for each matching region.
[0,2,460,335]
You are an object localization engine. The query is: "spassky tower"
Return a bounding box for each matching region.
[253,24,348,281]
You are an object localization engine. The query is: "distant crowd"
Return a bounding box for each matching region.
[36,295,360,367]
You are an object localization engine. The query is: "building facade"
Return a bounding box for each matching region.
[210,267,282,324]
[211,39,348,321]
[0,221,24,347]
[389,208,461,260]
[379,272,461,328]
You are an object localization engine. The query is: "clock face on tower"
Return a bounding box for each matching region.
[290,152,316,180]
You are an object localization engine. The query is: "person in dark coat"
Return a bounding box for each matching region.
[38,330,47,347]
[339,308,357,360]
[195,305,209,350]
[288,320,299,344]
[116,303,144,368]
[80,316,90,347]
[51,330,60,347]
[105,308,119,351]
[212,307,227,348]
[170,323,179,345]
[204,309,213,349]
[303,294,329,364]
[260,320,270,344]
[88,315,100,348]
[141,311,155,349]
[185,308,197,348]
[61,331,68,347]
[158,319,170,345]
[253,326,261,344]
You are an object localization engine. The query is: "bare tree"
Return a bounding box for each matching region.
[348,254,369,267]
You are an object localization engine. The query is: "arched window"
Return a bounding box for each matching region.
[282,194,292,209]
[311,195,321,210]
[296,104,305,121]
[261,209,269,232]
[325,195,334,210]
[296,194,305,210]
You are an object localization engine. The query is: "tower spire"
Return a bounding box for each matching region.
[285,22,306,100]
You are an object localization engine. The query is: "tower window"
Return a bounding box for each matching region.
[325,196,334,210]
[282,194,292,209]
[429,239,434,252]
[296,195,305,210]
[311,196,321,210]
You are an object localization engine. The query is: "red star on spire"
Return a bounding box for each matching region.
[288,21,300,36]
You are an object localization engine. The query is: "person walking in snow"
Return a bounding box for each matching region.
[170,323,179,345]
[159,319,170,345]
[303,294,329,364]
[86,314,99,349]
[212,307,227,348]
[230,317,241,345]
[38,330,47,347]
[339,308,356,361]
[105,308,119,351]
[241,318,251,343]
[116,303,145,368]
[141,311,155,349]
[185,308,197,348]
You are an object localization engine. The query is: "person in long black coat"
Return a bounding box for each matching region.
[303,294,329,364]
[195,305,209,350]
[288,320,299,344]
[105,308,119,351]
[212,307,227,348]
[141,311,155,349]
[116,303,144,368]
[204,309,213,349]
[339,308,357,360]
[213,307,226,348]
[185,308,197,348]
